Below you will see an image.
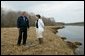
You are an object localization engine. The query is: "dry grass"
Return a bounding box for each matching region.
[1,26,74,55]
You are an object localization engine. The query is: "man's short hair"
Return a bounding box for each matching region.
[36,14,41,18]
[22,11,26,14]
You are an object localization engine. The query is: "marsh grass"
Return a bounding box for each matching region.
[1,26,74,55]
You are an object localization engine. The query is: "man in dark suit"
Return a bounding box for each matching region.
[17,12,29,46]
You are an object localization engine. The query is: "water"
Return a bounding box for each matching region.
[57,26,84,55]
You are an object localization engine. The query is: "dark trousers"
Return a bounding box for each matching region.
[17,28,27,45]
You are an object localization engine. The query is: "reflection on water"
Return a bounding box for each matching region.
[57,26,84,55]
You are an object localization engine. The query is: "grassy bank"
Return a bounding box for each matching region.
[1,26,74,55]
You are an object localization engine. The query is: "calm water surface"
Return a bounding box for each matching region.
[57,26,84,55]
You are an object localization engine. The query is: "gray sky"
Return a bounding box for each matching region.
[1,1,84,23]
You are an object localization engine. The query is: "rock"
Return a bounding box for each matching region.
[73,42,82,45]
[61,37,67,40]
[66,41,78,50]
[56,30,58,32]
[57,26,65,29]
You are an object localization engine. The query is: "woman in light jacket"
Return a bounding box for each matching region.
[35,14,44,44]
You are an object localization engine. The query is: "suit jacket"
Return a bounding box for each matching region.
[17,16,29,29]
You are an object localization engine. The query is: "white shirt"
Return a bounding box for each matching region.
[23,16,25,21]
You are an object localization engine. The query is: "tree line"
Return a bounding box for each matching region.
[1,8,64,27]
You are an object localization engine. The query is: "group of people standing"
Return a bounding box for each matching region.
[17,12,44,46]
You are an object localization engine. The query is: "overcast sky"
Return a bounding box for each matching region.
[1,1,84,23]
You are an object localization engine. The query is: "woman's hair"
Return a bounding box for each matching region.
[36,14,41,18]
